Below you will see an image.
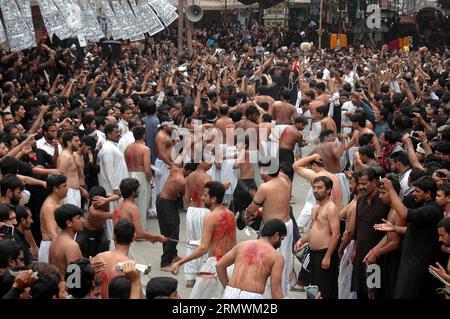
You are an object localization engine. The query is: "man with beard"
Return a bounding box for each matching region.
[351,167,390,299]
[57,132,88,207]
[381,176,444,299]
[0,174,24,207]
[217,219,286,299]
[39,175,68,263]
[49,204,84,278]
[172,181,236,299]
[294,176,340,299]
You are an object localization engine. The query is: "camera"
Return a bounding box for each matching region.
[0,224,14,236]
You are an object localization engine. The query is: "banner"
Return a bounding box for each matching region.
[137,0,164,36]
[121,0,144,41]
[0,0,36,51]
[38,0,72,40]
[102,0,124,40]
[148,0,178,27]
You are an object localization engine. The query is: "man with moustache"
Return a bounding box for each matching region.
[294,176,340,299]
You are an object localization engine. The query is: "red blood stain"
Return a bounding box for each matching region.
[280,127,288,141]
[112,206,120,224]
[243,243,259,266]
[214,210,236,240]
[191,191,202,207]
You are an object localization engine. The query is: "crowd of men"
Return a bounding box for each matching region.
[0,22,449,299]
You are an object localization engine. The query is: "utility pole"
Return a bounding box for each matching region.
[178,0,184,50]
[318,0,324,49]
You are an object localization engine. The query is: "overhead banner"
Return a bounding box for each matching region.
[137,0,164,36]
[38,0,72,40]
[0,0,36,51]
[148,0,178,27]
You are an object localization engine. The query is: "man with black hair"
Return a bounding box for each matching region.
[351,167,390,299]
[76,186,118,258]
[391,151,412,199]
[113,178,166,244]
[108,261,142,299]
[65,258,96,299]
[118,105,134,137]
[36,121,62,163]
[57,131,86,207]
[374,107,390,138]
[124,126,152,228]
[380,130,402,171]
[29,262,67,299]
[14,206,33,266]
[49,204,84,278]
[272,89,297,125]
[0,239,25,297]
[98,123,129,241]
[354,146,378,171]
[119,119,141,154]
[39,174,67,263]
[273,115,307,169]
[146,277,180,299]
[317,105,336,133]
[217,219,286,299]
[141,99,159,166]
[245,161,292,297]
[173,181,236,299]
[436,184,450,218]
[0,174,24,206]
[294,176,340,299]
[381,175,444,298]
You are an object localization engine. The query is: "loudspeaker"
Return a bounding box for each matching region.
[101,40,122,61]
[186,5,203,23]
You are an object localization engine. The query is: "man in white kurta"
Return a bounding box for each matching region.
[98,124,129,241]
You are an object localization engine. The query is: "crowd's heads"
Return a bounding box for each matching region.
[54,204,84,231]
[113,218,136,246]
[145,277,180,299]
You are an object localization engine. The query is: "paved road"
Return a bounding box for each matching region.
[136,173,311,299]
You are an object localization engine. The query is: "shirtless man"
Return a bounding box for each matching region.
[294,176,340,299]
[313,130,356,174]
[217,219,286,299]
[113,178,166,243]
[215,106,234,142]
[272,90,296,125]
[39,175,68,263]
[235,105,260,139]
[244,163,292,297]
[157,159,196,272]
[76,186,119,258]
[277,116,308,167]
[173,181,237,299]
[154,117,176,209]
[233,135,258,230]
[49,204,84,278]
[183,158,212,287]
[91,218,136,299]
[317,105,337,133]
[57,132,87,207]
[293,153,344,211]
[73,137,92,194]
[255,93,275,114]
[124,126,152,228]
[314,82,331,106]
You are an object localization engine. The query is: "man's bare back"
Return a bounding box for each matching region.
[206,208,236,258]
[216,117,234,142]
[313,143,341,174]
[49,233,82,278]
[156,130,173,165]
[253,177,291,223]
[160,166,186,201]
[93,250,130,299]
[85,205,112,230]
[272,101,296,125]
[228,240,283,294]
[124,143,150,172]
[279,125,302,151]
[185,170,211,207]
[255,95,275,113]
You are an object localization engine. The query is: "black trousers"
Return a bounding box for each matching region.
[310,249,339,299]
[156,195,180,267]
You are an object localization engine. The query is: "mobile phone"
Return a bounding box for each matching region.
[0,224,14,236]
[306,285,319,299]
[379,176,385,189]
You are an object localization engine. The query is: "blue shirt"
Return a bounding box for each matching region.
[142,114,160,165]
[375,121,389,138]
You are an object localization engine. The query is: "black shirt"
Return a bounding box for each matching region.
[13,229,31,266]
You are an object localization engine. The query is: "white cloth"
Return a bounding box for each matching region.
[309,122,321,146]
[343,71,356,90]
[341,101,356,134]
[338,240,357,299]
[94,130,106,150]
[98,140,128,240]
[335,173,350,207]
[129,171,151,229]
[185,207,209,280]
[36,137,62,157]
[38,240,51,263]
[118,131,135,154]
[118,118,129,137]
[400,169,411,200]
[190,256,234,299]
[63,188,81,207]
[277,219,293,298]
[297,187,316,229]
[269,125,289,143]
[222,286,264,299]
[154,158,170,197]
